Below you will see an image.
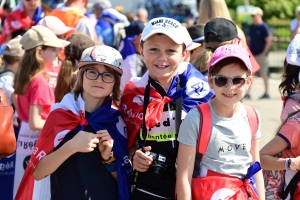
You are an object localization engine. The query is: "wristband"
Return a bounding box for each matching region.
[102,151,113,162]
[285,158,290,170]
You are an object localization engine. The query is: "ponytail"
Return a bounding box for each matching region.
[192,48,213,73]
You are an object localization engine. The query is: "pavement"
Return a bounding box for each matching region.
[243,73,283,149]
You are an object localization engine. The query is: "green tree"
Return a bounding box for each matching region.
[226,0,299,21]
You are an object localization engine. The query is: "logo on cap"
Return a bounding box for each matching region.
[151,18,179,29]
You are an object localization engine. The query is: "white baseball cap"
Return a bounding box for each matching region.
[286,34,300,67]
[141,17,187,45]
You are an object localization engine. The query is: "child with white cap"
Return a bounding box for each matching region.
[15,45,131,200]
[121,17,213,199]
[176,44,265,199]
[279,34,300,122]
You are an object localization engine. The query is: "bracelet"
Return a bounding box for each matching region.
[101,151,113,162]
[285,158,290,170]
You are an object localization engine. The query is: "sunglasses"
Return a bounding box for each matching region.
[211,75,248,88]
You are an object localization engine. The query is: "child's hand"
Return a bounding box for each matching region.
[132,146,153,172]
[70,131,100,153]
[97,130,114,160]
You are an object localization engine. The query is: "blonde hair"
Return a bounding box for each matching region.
[192,40,233,73]
[55,57,77,102]
[197,0,231,24]
[72,64,121,106]
[14,47,47,94]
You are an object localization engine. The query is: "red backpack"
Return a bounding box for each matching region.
[191,103,259,200]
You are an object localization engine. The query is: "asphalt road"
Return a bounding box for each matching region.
[243,74,283,149]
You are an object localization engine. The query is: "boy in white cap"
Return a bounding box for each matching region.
[121,17,213,199]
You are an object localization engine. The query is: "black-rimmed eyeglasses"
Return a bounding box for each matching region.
[84,69,116,83]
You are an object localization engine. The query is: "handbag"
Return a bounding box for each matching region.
[191,103,260,200]
[0,88,16,158]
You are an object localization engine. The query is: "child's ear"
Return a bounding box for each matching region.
[245,75,253,89]
[139,45,145,60]
[36,47,42,57]
[181,49,188,60]
[208,75,214,89]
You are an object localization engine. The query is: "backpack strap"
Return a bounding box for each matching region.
[192,103,212,178]
[243,104,259,140]
[280,170,300,199]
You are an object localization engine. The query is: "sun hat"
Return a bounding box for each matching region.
[286,34,300,67]
[182,27,201,51]
[209,44,252,74]
[64,33,95,61]
[20,25,70,50]
[187,24,205,43]
[37,16,76,36]
[250,7,263,16]
[78,45,123,75]
[4,35,24,57]
[204,18,238,43]
[93,0,112,10]
[141,17,187,45]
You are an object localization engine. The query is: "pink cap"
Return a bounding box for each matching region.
[209,44,252,74]
[37,16,76,36]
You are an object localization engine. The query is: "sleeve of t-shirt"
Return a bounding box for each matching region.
[28,76,53,106]
[290,19,297,31]
[177,108,200,147]
[278,118,300,149]
[280,98,300,122]
[76,18,95,40]
[263,23,271,38]
[253,109,262,140]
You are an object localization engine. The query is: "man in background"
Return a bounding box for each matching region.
[248,7,272,99]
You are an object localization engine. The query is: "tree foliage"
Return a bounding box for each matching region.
[226,0,299,21]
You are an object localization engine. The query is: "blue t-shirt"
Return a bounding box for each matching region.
[248,22,270,55]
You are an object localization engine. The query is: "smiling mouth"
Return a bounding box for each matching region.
[155,65,169,68]
[92,86,104,89]
[223,93,236,98]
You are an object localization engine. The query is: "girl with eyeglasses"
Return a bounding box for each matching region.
[176,44,265,200]
[15,45,131,200]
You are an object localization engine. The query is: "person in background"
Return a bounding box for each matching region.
[55,33,95,102]
[49,0,96,40]
[182,27,201,63]
[197,0,261,77]
[13,25,69,199]
[186,24,205,63]
[279,34,300,122]
[290,5,300,40]
[93,0,129,48]
[0,2,12,27]
[248,7,272,99]
[0,0,44,45]
[37,15,76,39]
[136,8,148,23]
[125,12,135,23]
[0,35,24,200]
[37,16,76,92]
[119,20,146,90]
[192,18,241,77]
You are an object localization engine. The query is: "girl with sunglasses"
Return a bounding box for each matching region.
[15,45,131,200]
[176,44,265,199]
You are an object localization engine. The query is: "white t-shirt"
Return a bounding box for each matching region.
[290,18,300,32]
[177,101,261,179]
[0,73,18,126]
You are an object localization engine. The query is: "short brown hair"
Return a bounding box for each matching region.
[72,64,121,106]
[3,54,21,65]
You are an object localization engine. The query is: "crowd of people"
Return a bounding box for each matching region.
[0,0,300,199]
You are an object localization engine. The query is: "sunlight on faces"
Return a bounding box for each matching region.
[208,62,252,107]
[40,46,59,67]
[82,64,115,102]
[140,34,187,88]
